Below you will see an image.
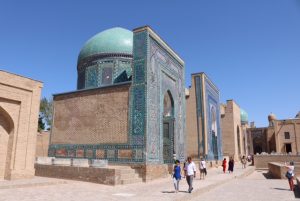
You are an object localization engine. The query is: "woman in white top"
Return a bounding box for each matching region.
[285,161,295,191]
[199,158,207,180]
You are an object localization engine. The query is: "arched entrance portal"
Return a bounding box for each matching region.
[210,105,218,160]
[0,106,14,179]
[163,91,174,163]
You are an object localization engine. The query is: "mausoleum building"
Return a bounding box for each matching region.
[49,26,186,180]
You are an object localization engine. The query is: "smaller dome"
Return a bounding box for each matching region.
[240,109,248,124]
[268,113,277,121]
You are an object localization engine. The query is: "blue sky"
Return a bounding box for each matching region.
[0,0,299,127]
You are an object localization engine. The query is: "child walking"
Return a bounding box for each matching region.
[173,160,181,193]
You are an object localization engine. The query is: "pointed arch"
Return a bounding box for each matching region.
[0,106,14,134]
[0,105,15,179]
[163,90,174,118]
[163,90,175,163]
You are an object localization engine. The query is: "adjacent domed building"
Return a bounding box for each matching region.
[220,100,250,160]
[240,108,249,125]
[247,111,300,155]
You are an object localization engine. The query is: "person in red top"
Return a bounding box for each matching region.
[222,158,227,173]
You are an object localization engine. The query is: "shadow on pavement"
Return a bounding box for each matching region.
[262,172,273,179]
[161,190,189,194]
[273,187,290,191]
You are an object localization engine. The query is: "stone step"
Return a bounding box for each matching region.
[120,178,143,185]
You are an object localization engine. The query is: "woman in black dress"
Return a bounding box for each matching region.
[228,157,234,173]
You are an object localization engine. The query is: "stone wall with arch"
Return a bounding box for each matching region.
[0,70,42,180]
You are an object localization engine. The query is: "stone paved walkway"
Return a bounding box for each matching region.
[0,164,256,201]
[1,165,298,201]
[191,170,300,201]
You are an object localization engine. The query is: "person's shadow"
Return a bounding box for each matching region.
[273,188,290,191]
[161,190,189,194]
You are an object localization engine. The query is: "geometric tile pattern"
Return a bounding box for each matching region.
[204,76,223,160]
[129,30,148,142]
[194,75,205,155]
[194,74,223,161]
[78,56,132,90]
[147,37,185,163]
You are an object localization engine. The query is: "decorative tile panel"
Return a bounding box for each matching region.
[107,150,115,158]
[76,149,84,158]
[85,149,94,158]
[67,149,76,158]
[129,30,148,144]
[96,149,105,158]
[85,65,98,88]
[144,35,185,163]
[194,75,205,155]
[204,76,223,160]
[56,148,67,157]
[135,149,143,160]
[118,150,133,159]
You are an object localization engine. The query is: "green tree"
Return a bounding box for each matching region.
[38,114,45,132]
[39,97,53,130]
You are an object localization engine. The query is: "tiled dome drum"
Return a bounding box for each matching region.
[240,109,248,124]
[77,27,133,89]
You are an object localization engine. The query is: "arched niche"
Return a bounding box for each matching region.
[237,126,241,155]
[0,106,14,134]
[163,90,174,118]
[0,106,14,179]
[162,90,175,163]
[210,105,218,160]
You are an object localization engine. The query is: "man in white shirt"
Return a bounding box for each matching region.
[184,157,196,193]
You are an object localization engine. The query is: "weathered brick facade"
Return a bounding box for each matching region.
[51,83,130,145]
[221,100,248,161]
[0,70,43,180]
[36,131,50,157]
[186,73,223,161]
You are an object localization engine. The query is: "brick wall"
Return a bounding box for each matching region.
[0,70,43,180]
[186,77,200,158]
[35,164,120,185]
[36,131,50,157]
[51,83,130,145]
[221,100,243,160]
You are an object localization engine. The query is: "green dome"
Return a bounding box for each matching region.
[78,27,133,61]
[240,109,248,123]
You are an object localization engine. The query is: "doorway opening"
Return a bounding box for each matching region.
[285,143,292,153]
[163,91,174,164]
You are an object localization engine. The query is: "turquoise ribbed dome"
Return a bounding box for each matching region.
[240,109,248,123]
[78,27,133,61]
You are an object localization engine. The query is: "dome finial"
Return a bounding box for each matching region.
[268,112,276,122]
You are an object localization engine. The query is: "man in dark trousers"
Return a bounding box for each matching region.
[184,157,196,193]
